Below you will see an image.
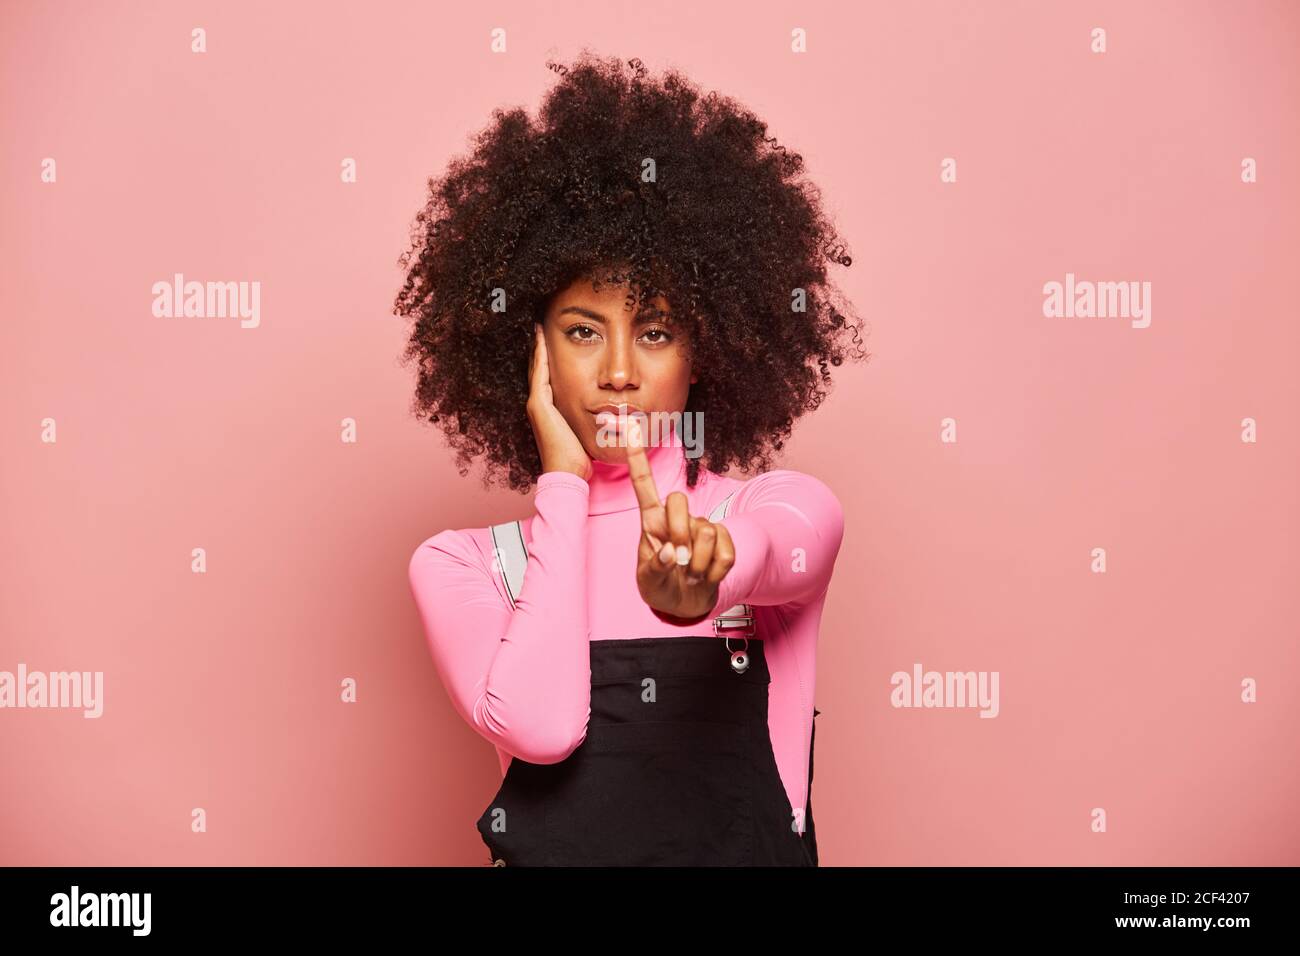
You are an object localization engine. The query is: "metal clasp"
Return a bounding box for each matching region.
[713,602,755,638]
[715,603,755,674]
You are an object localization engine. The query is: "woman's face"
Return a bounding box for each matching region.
[540,273,696,465]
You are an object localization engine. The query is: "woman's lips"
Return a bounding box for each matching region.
[592,407,646,431]
[594,411,637,429]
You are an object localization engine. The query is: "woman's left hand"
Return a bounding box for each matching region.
[625,416,736,622]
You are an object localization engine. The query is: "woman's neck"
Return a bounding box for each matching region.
[584,440,688,516]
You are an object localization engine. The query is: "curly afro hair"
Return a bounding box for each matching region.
[394,50,868,494]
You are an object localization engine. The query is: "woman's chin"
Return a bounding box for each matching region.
[587,441,630,465]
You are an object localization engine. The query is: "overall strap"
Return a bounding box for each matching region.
[489,488,751,633]
[489,520,529,610]
[707,490,736,523]
[706,491,754,636]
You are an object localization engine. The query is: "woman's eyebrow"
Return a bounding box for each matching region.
[556,305,666,324]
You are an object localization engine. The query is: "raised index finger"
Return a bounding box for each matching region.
[625,414,661,514]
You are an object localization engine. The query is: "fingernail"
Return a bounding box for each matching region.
[675,545,690,566]
[628,418,641,445]
[685,574,701,586]
[659,543,674,565]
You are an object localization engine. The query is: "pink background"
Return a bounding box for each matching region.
[2,0,1297,866]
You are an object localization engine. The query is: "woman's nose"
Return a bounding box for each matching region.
[600,337,638,387]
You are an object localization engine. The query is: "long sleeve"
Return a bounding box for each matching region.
[712,470,846,611]
[407,471,593,765]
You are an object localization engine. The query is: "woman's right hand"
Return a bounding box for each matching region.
[527,323,592,481]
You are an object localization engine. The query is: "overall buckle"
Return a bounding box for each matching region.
[714,603,754,674]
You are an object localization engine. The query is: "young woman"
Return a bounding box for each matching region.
[396,52,865,866]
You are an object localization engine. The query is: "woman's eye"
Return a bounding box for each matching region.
[565,325,671,345]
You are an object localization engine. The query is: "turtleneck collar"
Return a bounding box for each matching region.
[585,439,689,516]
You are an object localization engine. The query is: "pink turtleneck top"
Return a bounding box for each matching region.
[407,439,845,835]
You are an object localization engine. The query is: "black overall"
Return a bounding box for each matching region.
[476,635,819,866]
